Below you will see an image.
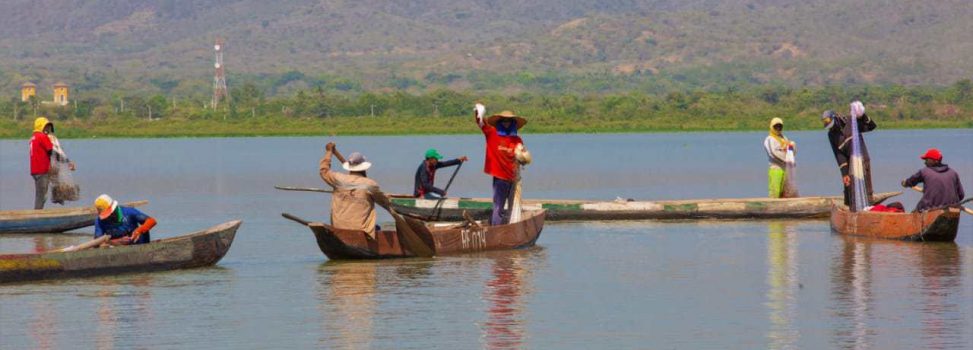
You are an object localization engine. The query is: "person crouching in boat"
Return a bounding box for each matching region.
[321,142,381,239]
[475,105,529,225]
[29,117,75,209]
[414,148,467,199]
[93,194,156,245]
[763,118,796,198]
[901,148,965,212]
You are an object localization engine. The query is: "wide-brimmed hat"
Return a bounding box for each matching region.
[920,148,942,161]
[342,152,372,172]
[486,110,527,129]
[94,194,118,220]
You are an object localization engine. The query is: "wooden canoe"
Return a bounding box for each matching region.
[829,205,960,242]
[0,200,148,234]
[305,210,545,260]
[0,220,240,283]
[390,192,901,221]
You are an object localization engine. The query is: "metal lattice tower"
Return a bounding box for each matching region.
[212,38,229,109]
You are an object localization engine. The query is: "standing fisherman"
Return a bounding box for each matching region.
[475,104,529,225]
[822,103,876,206]
[763,118,796,198]
[28,117,75,209]
[413,148,468,199]
[320,142,381,239]
[901,148,965,212]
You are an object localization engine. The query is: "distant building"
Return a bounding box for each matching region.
[21,82,36,102]
[53,82,69,106]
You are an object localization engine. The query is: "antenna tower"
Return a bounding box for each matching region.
[212,38,229,109]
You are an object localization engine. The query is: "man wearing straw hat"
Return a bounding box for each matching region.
[321,142,381,238]
[475,104,531,225]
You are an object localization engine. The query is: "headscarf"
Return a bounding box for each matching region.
[768,118,788,147]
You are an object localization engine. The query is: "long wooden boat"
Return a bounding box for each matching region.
[0,200,148,234]
[0,220,240,283]
[390,192,901,221]
[830,205,960,242]
[304,210,545,259]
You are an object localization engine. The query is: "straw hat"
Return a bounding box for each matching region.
[342,152,372,172]
[485,110,527,129]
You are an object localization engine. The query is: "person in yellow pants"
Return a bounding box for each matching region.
[763,118,794,198]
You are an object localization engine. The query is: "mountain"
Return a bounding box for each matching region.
[1,0,971,96]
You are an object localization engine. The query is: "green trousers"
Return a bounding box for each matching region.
[768,167,785,198]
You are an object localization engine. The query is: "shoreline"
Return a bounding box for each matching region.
[1,117,969,139]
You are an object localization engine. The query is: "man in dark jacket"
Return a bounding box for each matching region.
[822,106,877,206]
[901,148,965,212]
[414,148,467,199]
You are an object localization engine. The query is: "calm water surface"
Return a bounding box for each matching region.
[1,130,971,349]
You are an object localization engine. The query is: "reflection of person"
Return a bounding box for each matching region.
[475,104,529,225]
[763,118,795,198]
[822,104,876,206]
[94,194,156,245]
[901,148,965,212]
[320,142,380,238]
[413,148,467,199]
[29,117,75,209]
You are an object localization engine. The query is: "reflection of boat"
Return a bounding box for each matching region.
[390,192,901,221]
[0,200,148,234]
[303,210,545,259]
[830,205,961,242]
[0,220,240,283]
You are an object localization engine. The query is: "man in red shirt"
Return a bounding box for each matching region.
[475,104,529,225]
[29,117,74,209]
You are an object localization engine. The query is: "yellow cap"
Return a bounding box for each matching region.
[94,194,118,219]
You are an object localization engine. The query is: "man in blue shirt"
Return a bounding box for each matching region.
[94,194,156,245]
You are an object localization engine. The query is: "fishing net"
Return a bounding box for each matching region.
[781,148,799,198]
[49,160,80,204]
[848,101,868,211]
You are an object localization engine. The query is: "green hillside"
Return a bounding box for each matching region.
[2,0,972,96]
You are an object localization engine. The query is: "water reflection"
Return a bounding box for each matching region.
[765,222,800,349]
[317,261,378,349]
[830,238,965,349]
[480,249,540,350]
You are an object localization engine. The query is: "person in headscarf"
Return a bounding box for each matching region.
[28,117,75,209]
[763,118,795,198]
[822,106,877,206]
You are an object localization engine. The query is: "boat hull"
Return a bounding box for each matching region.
[0,220,240,283]
[391,192,901,221]
[0,201,148,234]
[829,205,960,242]
[309,210,546,260]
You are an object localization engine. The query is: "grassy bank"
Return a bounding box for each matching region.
[1,114,970,139]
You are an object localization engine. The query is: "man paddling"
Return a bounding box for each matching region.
[901,148,965,212]
[763,118,796,198]
[321,142,381,239]
[822,103,876,206]
[413,148,467,199]
[475,104,530,225]
[93,194,156,245]
[29,117,75,209]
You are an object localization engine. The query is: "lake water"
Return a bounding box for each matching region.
[1,129,971,349]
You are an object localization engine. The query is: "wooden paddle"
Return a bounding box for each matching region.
[432,161,463,220]
[52,235,109,253]
[371,188,435,257]
[910,186,973,215]
[275,185,333,193]
[281,212,312,226]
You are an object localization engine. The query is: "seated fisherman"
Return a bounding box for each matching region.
[413,148,467,199]
[901,148,965,212]
[94,194,156,245]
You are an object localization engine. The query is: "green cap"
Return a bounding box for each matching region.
[425,148,443,160]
